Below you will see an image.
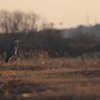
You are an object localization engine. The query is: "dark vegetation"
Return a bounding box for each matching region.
[0,10,100,58]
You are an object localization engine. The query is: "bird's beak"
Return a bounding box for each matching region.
[17,39,23,42]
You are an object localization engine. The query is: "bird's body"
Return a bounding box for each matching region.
[5,39,22,62]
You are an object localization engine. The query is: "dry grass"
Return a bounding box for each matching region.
[0,51,100,100]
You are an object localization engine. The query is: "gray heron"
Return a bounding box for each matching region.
[5,39,23,62]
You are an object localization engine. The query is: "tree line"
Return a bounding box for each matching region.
[0,10,41,33]
[0,10,99,57]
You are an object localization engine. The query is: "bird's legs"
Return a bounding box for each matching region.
[9,57,15,66]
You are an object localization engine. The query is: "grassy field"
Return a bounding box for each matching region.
[0,52,100,100]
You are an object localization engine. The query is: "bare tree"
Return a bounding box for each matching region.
[0,10,12,33]
[50,23,54,29]
[60,22,62,29]
[0,10,40,33]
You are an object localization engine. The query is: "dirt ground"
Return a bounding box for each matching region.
[0,57,100,100]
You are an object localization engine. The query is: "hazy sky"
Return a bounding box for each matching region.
[0,0,100,29]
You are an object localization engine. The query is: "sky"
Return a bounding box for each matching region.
[0,0,100,29]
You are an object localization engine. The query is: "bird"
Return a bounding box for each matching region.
[5,39,23,62]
